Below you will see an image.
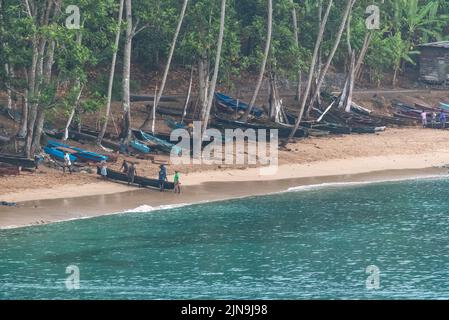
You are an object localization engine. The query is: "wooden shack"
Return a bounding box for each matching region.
[418,41,449,86]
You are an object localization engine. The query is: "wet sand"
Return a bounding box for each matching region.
[0,166,446,229]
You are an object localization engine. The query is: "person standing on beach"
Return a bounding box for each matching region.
[174,171,181,194]
[100,161,108,180]
[128,163,136,185]
[158,165,168,192]
[121,160,129,174]
[439,110,446,129]
[431,112,437,128]
[421,111,427,128]
[63,152,72,174]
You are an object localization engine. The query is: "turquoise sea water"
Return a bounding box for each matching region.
[1,177,449,300]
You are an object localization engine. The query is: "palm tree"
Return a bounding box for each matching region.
[140,0,189,132]
[97,0,124,145]
[201,0,226,135]
[241,0,273,122]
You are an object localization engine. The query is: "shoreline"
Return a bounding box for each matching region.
[2,151,449,204]
[0,158,448,229]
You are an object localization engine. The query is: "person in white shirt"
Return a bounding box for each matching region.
[421,111,427,128]
[63,152,72,174]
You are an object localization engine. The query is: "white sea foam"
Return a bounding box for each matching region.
[123,203,194,213]
[287,174,447,193]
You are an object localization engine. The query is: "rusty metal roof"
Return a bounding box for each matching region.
[418,41,449,49]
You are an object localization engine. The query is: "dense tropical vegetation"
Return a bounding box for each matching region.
[0,0,448,155]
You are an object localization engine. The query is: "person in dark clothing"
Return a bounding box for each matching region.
[120,160,129,174]
[128,163,136,185]
[158,165,168,192]
[440,110,447,129]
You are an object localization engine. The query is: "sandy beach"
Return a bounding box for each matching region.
[2,127,449,229]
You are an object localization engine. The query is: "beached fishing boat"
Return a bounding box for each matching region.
[212,114,309,138]
[130,94,179,103]
[130,140,151,154]
[44,129,64,139]
[98,168,174,190]
[0,153,36,169]
[46,140,109,163]
[44,147,78,162]
[440,102,449,111]
[66,130,121,151]
[133,130,182,155]
[215,93,264,117]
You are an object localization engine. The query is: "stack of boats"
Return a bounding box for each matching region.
[44,140,108,164]
[212,93,387,138]
[45,127,181,156]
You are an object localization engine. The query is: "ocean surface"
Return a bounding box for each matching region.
[1,177,449,300]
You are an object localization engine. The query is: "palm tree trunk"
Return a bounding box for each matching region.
[141,0,189,130]
[63,83,84,141]
[241,0,272,121]
[182,67,194,124]
[121,0,133,144]
[97,0,124,145]
[201,0,226,134]
[288,0,333,141]
[344,51,355,112]
[290,0,301,101]
[355,32,372,79]
[18,90,28,138]
[308,0,355,111]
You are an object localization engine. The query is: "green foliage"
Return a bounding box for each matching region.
[1,0,449,101]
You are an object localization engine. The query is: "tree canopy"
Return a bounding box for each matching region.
[0,0,448,154]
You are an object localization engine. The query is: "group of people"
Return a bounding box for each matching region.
[63,152,181,193]
[120,160,181,194]
[120,160,137,185]
[421,109,447,129]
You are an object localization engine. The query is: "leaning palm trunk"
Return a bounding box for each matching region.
[288,0,333,141]
[307,0,355,113]
[141,0,189,131]
[97,0,124,145]
[241,0,272,121]
[201,0,226,135]
[63,84,84,141]
[355,32,373,80]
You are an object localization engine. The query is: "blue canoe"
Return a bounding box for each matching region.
[215,93,264,117]
[47,140,108,162]
[44,147,77,162]
[130,140,151,154]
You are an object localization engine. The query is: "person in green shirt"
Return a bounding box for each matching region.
[174,171,181,194]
